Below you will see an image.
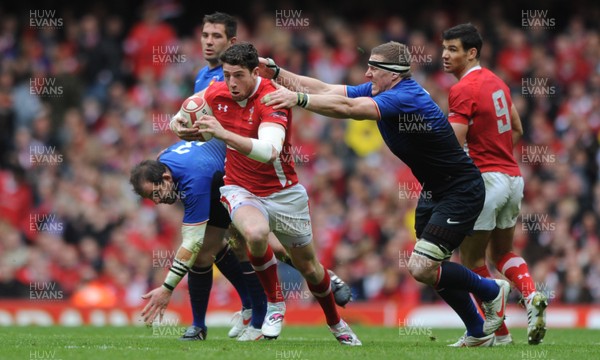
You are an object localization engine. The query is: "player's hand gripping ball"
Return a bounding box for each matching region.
[179,94,213,141]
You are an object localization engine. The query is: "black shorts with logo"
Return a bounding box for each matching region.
[414,175,485,253]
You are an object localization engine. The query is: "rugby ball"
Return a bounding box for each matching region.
[179,94,213,141]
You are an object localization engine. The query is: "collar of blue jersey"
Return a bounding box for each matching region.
[368,60,410,73]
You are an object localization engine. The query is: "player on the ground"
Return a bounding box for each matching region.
[184,42,361,345]
[259,41,510,347]
[442,23,547,346]
[131,139,265,341]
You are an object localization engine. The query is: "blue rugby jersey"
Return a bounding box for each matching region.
[158,139,226,225]
[194,65,223,93]
[346,79,481,195]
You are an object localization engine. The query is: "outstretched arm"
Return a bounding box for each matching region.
[303,93,380,120]
[141,221,206,325]
[261,84,380,120]
[258,57,346,96]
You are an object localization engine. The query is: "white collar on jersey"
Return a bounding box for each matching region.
[461,65,482,79]
[236,76,262,107]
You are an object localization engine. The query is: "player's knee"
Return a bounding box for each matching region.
[239,222,269,245]
[407,256,436,284]
[193,252,214,268]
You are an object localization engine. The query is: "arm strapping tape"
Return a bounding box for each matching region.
[247,125,285,163]
[162,222,206,291]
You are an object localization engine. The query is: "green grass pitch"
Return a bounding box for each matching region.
[3,326,599,360]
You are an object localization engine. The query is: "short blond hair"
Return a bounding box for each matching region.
[371,41,412,78]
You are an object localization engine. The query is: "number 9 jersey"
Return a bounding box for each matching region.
[447,66,521,176]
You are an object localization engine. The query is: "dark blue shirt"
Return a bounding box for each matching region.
[346,79,481,195]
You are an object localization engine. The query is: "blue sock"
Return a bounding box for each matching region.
[436,261,500,301]
[188,265,212,330]
[436,287,485,337]
[214,245,252,309]
[240,261,267,329]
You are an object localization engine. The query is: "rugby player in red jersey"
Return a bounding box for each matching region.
[442,23,547,346]
[189,43,360,345]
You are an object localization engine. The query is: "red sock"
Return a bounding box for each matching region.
[496,252,535,298]
[472,265,510,336]
[307,270,340,326]
[247,245,283,302]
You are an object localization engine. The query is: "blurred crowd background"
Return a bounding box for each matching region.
[1,0,599,308]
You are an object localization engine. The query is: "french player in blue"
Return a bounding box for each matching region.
[193,12,236,94]
[260,41,511,346]
[131,139,267,341]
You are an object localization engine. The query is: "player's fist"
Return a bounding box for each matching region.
[170,112,203,141]
[196,115,226,140]
[258,57,280,80]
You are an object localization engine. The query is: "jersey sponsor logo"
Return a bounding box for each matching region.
[269,111,288,122]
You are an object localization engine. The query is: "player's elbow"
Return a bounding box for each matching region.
[344,100,378,120]
[248,126,286,163]
[248,139,280,163]
[264,146,279,164]
[271,147,281,163]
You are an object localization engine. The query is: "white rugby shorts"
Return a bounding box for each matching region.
[474,172,524,231]
[220,183,312,248]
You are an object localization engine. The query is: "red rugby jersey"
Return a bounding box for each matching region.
[204,77,298,196]
[448,66,521,176]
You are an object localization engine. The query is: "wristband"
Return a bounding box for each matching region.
[297,92,309,108]
[266,58,281,80]
[163,258,190,291]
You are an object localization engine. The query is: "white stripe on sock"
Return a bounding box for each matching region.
[501,256,525,275]
[311,286,332,298]
[251,253,277,272]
